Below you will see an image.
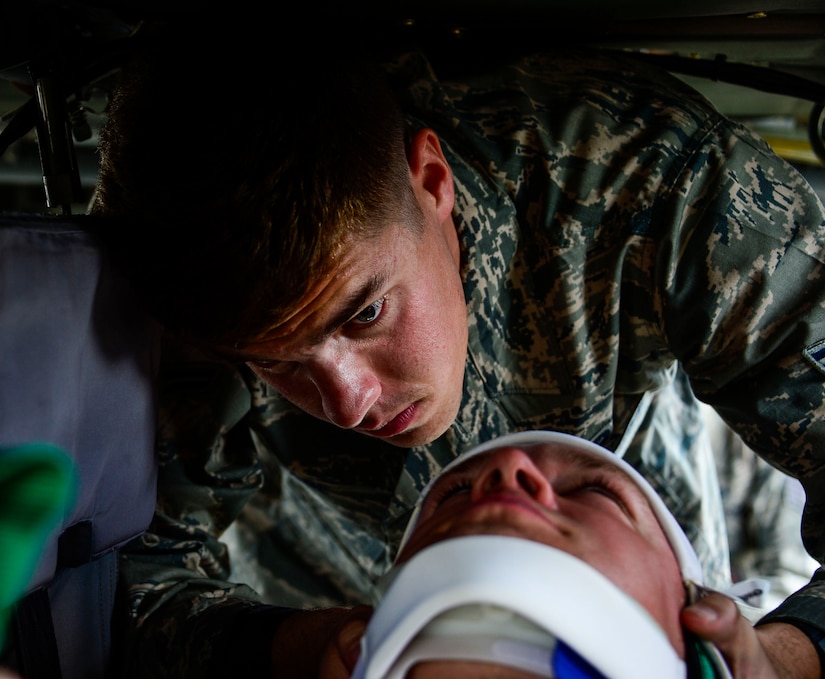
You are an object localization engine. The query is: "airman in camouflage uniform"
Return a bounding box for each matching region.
[96,26,825,679]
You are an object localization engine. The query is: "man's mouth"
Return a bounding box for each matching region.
[367,403,418,438]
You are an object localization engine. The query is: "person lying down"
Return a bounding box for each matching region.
[350,431,763,679]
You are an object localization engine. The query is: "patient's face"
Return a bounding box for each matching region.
[395,442,685,650]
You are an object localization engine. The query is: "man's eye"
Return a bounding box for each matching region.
[353,297,386,325]
[248,358,290,374]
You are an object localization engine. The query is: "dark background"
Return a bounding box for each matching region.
[1,0,823,214]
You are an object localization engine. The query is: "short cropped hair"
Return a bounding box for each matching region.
[92,18,420,346]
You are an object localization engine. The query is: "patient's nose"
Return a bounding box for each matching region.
[471,447,556,507]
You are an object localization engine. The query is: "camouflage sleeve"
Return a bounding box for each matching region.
[654,107,825,627]
[118,336,284,678]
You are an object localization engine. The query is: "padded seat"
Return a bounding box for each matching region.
[0,214,159,679]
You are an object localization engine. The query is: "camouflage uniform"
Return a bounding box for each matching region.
[119,47,825,676]
[705,405,820,609]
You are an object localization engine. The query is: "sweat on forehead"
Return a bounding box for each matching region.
[408,430,704,584]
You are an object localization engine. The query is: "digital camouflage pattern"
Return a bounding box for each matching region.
[706,406,819,610]
[118,46,825,676]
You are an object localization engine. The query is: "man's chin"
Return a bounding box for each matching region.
[359,396,460,448]
[372,416,453,448]
[371,426,439,449]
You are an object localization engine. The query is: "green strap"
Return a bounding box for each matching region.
[691,637,728,679]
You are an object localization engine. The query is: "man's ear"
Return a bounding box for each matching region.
[408,128,455,224]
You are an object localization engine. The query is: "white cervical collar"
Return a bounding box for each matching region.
[352,535,685,679]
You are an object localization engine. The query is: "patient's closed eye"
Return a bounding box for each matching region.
[426,477,473,508]
[562,475,631,515]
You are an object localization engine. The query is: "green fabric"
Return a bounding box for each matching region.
[0,443,76,647]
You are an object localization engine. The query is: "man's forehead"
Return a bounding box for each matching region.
[232,221,411,353]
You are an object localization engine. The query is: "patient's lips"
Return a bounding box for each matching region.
[440,492,567,540]
[463,491,559,524]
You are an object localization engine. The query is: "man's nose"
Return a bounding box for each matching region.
[471,447,557,507]
[308,351,381,429]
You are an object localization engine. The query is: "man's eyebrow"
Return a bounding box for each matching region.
[310,271,390,345]
[213,272,390,362]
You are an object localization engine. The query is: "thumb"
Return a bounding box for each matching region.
[682,591,746,651]
[681,592,774,678]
